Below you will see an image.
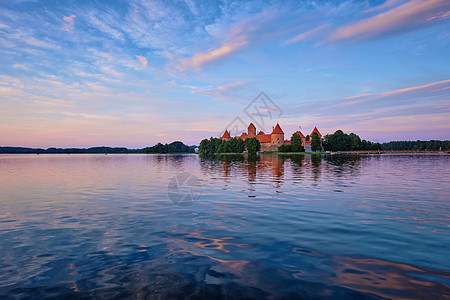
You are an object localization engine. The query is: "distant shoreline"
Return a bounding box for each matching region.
[0,152,448,156]
[0,152,198,155]
[200,151,450,156]
[0,143,196,155]
[1,147,448,155]
[270,151,450,155]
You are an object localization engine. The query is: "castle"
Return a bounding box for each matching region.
[221,123,322,152]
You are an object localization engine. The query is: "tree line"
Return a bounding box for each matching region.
[323,130,450,151]
[322,130,381,151]
[199,137,261,155]
[145,141,196,153]
[0,141,196,154]
[381,140,450,151]
[279,133,305,152]
[0,146,132,154]
[279,132,322,152]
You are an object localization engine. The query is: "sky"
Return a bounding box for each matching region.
[0,0,449,148]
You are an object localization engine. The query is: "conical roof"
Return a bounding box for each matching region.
[294,130,305,138]
[221,130,231,138]
[271,123,284,134]
[311,127,321,137]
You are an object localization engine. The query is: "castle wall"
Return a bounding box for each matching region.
[248,126,256,136]
[271,133,284,145]
[261,144,280,152]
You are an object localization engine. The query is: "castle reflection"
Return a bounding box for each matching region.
[200,154,363,190]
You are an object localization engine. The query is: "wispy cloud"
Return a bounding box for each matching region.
[191,81,247,98]
[86,11,124,40]
[174,6,285,72]
[177,39,248,71]
[284,25,328,45]
[12,64,30,70]
[136,55,148,68]
[339,79,450,106]
[329,0,450,41]
[122,0,191,49]
[364,0,406,13]
[62,15,76,32]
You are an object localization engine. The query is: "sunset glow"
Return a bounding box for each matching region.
[0,0,449,148]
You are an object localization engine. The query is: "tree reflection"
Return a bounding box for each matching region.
[288,155,305,183]
[323,154,362,179]
[198,154,368,190]
[246,155,258,183]
[310,155,322,183]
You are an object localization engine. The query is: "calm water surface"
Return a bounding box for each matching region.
[0,154,449,299]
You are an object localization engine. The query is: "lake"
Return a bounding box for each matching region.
[0,153,449,299]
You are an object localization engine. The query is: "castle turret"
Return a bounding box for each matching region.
[271,123,284,145]
[294,130,306,147]
[221,130,231,141]
[310,127,322,139]
[248,123,256,136]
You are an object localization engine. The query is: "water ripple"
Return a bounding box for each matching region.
[0,153,449,299]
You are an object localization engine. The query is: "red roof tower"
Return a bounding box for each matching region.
[310,127,322,138]
[221,130,231,140]
[248,123,256,136]
[271,123,284,134]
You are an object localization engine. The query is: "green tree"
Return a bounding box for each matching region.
[322,129,387,152]
[200,137,248,155]
[199,137,221,155]
[245,137,261,154]
[223,140,232,153]
[166,141,191,153]
[291,133,305,152]
[323,130,353,151]
[198,139,209,155]
[152,142,167,153]
[311,132,321,152]
[278,144,292,152]
[236,138,245,153]
[228,137,238,153]
[349,133,361,151]
[216,140,225,153]
[380,140,449,151]
[213,138,222,153]
[199,139,211,155]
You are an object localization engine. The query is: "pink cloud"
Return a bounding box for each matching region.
[380,79,450,96]
[329,0,450,41]
[425,9,450,22]
[62,15,76,32]
[191,81,247,98]
[174,7,283,72]
[284,25,328,45]
[136,55,148,68]
[339,79,450,106]
[177,39,248,71]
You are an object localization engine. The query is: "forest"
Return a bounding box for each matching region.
[198,137,260,155]
[323,130,449,151]
[0,141,196,154]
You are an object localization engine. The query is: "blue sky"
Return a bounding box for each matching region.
[0,0,449,147]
